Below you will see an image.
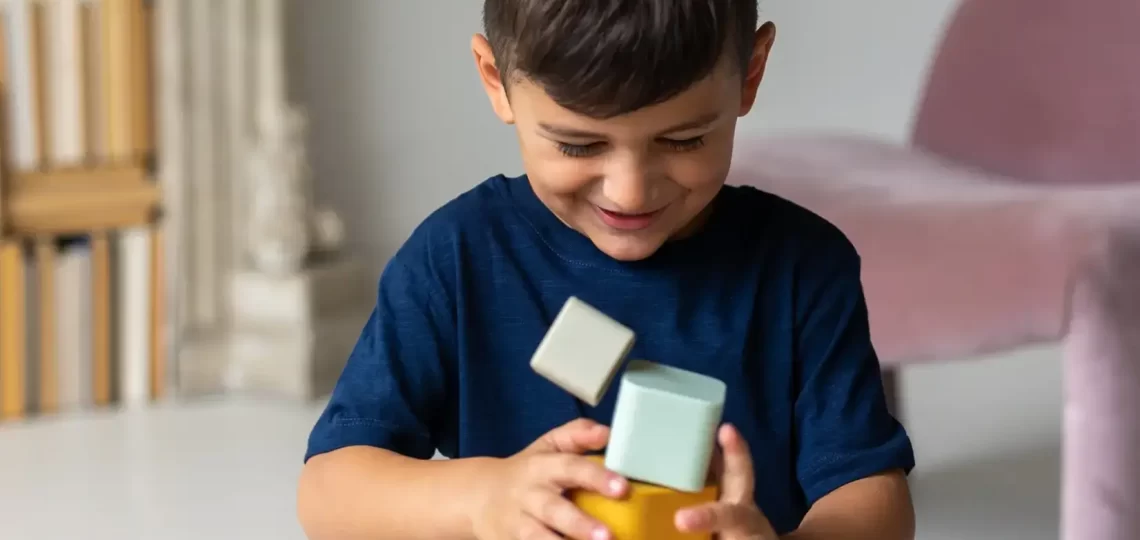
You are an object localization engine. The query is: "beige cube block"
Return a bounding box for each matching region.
[529,297,635,406]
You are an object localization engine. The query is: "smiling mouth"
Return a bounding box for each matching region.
[595,206,665,231]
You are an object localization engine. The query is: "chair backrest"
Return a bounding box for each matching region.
[911,0,1140,185]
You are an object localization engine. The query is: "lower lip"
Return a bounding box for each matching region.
[595,206,664,231]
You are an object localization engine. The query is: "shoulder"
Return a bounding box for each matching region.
[719,184,859,266]
[720,187,868,330]
[391,174,518,259]
[381,175,524,291]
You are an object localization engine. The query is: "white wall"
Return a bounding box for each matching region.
[287,0,1062,469]
[746,0,958,140]
[287,0,514,272]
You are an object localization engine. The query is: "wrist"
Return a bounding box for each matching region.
[457,456,504,539]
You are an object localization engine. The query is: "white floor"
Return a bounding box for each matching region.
[0,345,1063,540]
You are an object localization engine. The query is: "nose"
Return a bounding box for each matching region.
[601,154,661,212]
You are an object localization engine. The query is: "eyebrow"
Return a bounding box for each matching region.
[538,111,722,140]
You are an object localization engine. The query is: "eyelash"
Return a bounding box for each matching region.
[556,142,602,158]
[555,136,707,158]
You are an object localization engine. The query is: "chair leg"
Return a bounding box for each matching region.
[882,368,902,421]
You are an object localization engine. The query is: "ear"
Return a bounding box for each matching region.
[739,22,776,116]
[471,34,516,125]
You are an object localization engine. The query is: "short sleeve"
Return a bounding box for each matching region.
[304,257,453,463]
[793,232,915,504]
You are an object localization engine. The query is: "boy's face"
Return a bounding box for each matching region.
[473,26,775,262]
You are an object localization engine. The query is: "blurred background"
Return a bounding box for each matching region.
[5,0,1137,538]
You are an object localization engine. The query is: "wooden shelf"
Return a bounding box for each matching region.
[2,163,160,237]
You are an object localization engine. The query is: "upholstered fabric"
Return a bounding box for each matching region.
[728,134,1140,540]
[912,0,1140,186]
[1063,237,1140,540]
[910,0,1140,534]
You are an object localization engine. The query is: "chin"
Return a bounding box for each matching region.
[593,236,665,262]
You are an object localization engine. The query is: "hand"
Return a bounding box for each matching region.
[471,418,630,540]
[675,424,778,540]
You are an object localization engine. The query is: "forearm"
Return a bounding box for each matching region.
[298,446,494,540]
[783,514,912,540]
[783,472,915,540]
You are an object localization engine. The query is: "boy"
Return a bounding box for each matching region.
[298,1,916,539]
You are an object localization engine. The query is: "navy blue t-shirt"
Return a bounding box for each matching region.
[305,174,914,534]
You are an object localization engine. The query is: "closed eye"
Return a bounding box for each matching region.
[555,141,605,158]
[660,136,706,152]
[554,136,706,158]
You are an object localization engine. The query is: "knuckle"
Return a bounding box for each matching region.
[524,454,551,475]
[548,501,594,538]
[518,519,557,540]
[535,493,564,522]
[563,456,607,490]
[576,459,611,490]
[550,453,577,477]
[525,454,615,495]
[701,503,730,528]
[530,492,585,534]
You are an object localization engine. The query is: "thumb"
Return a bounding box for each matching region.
[717,424,755,503]
[522,418,610,455]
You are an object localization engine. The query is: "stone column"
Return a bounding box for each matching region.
[186,0,221,328]
[226,0,251,270]
[165,0,371,400]
[156,0,187,388]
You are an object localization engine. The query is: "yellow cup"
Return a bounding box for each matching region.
[569,455,718,540]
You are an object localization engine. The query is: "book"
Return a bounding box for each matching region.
[100,0,131,161]
[47,0,86,167]
[116,226,150,406]
[0,240,27,420]
[5,0,40,170]
[55,238,93,410]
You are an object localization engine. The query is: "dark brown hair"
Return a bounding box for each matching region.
[483,0,759,119]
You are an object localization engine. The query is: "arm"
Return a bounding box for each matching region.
[299,447,495,540]
[790,227,916,540]
[784,470,914,540]
[297,257,481,540]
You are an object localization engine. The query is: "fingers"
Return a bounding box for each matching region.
[537,453,628,497]
[706,440,725,483]
[675,501,758,534]
[524,418,610,455]
[717,423,755,503]
[513,420,623,540]
[524,489,612,540]
[516,514,567,540]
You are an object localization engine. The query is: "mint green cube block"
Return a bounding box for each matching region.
[604,360,727,493]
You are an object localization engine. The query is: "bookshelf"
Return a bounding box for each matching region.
[0,0,164,421]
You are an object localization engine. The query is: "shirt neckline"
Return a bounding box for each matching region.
[500,174,735,274]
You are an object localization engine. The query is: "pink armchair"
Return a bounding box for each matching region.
[729,0,1140,538]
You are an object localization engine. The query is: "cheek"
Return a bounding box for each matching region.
[666,144,733,195]
[519,138,599,197]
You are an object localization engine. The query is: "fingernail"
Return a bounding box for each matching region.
[592,527,611,540]
[609,477,626,495]
[675,510,692,530]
